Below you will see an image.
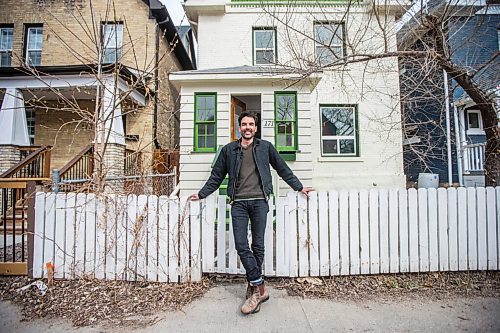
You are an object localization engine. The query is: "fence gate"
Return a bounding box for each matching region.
[0,180,36,276]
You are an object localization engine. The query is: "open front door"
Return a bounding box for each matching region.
[231,96,246,142]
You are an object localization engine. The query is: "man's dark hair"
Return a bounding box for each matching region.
[238,112,258,126]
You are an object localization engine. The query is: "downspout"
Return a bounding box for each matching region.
[453,104,463,186]
[443,70,453,185]
[153,23,160,149]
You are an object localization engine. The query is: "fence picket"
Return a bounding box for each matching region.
[190,199,202,282]
[54,193,66,279]
[202,195,216,273]
[276,196,287,276]
[216,196,226,273]
[476,188,487,270]
[136,195,148,281]
[379,189,389,274]
[33,193,46,279]
[64,193,76,279]
[287,192,298,277]
[497,187,500,270]
[264,196,275,276]
[74,193,87,277]
[329,191,339,275]
[437,188,449,271]
[115,195,127,280]
[388,189,399,273]
[398,189,409,272]
[297,193,308,277]
[318,191,330,276]
[43,193,56,278]
[105,195,116,280]
[94,196,106,280]
[349,190,360,275]
[308,192,320,276]
[126,195,137,281]
[84,194,96,277]
[428,188,439,272]
[417,189,429,272]
[486,187,497,270]
[408,189,419,272]
[157,196,169,282]
[457,188,468,270]
[369,189,380,274]
[339,191,349,275]
[168,197,179,282]
[179,197,190,282]
[147,195,159,282]
[467,187,477,270]
[448,188,458,271]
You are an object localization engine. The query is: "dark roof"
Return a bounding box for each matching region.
[142,0,195,70]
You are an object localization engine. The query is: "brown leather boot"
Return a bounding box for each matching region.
[257,282,269,303]
[241,286,262,315]
[246,283,252,299]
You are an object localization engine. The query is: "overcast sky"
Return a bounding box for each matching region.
[159,0,188,26]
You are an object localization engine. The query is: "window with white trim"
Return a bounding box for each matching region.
[314,22,345,66]
[0,27,13,67]
[253,27,276,65]
[25,107,35,145]
[102,23,123,64]
[320,105,358,156]
[467,110,484,134]
[25,26,43,66]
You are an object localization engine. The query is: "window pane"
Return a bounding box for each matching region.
[316,46,336,66]
[256,50,274,64]
[321,107,354,136]
[277,122,294,147]
[315,24,342,45]
[340,139,355,154]
[0,52,11,66]
[28,28,43,49]
[205,133,215,148]
[0,28,13,50]
[255,30,274,48]
[198,135,205,148]
[322,140,337,154]
[27,51,41,66]
[196,96,215,122]
[276,95,295,121]
[468,112,479,129]
[198,125,206,136]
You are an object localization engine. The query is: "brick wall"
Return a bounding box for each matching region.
[0,145,21,175]
[0,0,184,169]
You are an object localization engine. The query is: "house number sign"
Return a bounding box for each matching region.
[263,120,274,128]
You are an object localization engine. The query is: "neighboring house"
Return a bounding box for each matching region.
[171,0,407,196]
[398,0,498,187]
[0,0,195,183]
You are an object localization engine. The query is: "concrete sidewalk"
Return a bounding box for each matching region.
[1,285,499,332]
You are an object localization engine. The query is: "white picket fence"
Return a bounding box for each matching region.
[33,187,499,282]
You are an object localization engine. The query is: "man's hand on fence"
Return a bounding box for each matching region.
[188,194,200,201]
[300,187,315,197]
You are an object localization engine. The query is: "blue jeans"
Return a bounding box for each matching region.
[231,199,269,282]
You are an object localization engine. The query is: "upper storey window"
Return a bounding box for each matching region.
[102,23,123,64]
[0,26,13,67]
[25,26,43,66]
[314,22,345,66]
[253,27,276,65]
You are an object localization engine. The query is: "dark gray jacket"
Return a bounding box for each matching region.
[198,138,303,201]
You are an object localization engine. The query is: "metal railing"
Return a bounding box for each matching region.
[463,143,485,172]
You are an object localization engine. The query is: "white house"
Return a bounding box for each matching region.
[170,0,407,196]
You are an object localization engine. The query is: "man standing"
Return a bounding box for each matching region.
[189,112,313,314]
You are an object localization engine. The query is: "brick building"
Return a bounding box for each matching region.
[0,0,194,185]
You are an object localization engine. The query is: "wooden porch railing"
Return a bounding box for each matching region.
[58,144,94,192]
[0,146,52,180]
[124,148,143,176]
[463,143,485,173]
